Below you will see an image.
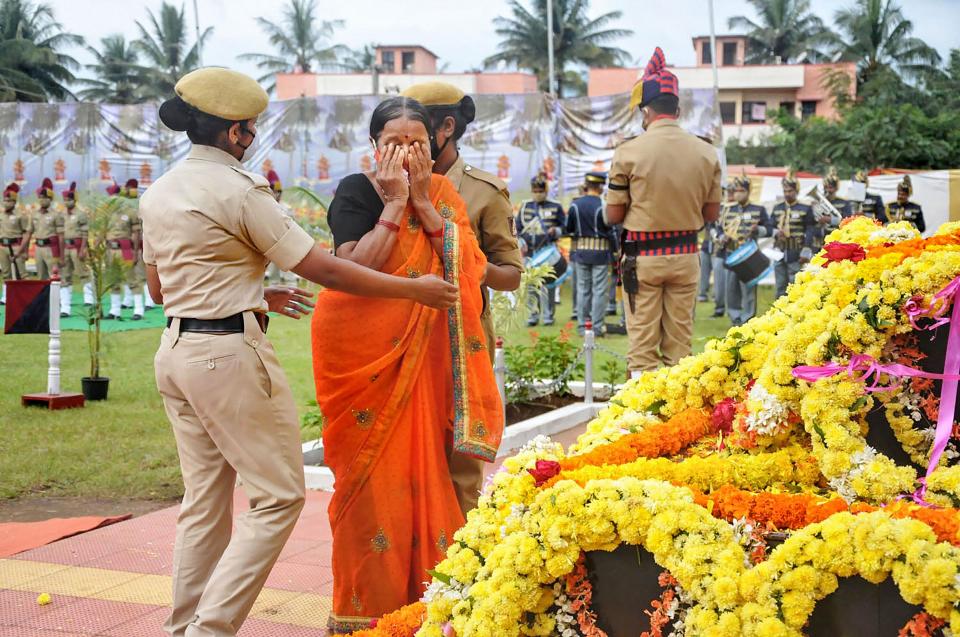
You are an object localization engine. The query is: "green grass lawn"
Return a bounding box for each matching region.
[0,283,774,502]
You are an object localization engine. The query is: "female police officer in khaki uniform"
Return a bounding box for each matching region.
[141,67,457,637]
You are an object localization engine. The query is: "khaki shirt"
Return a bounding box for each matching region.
[445,155,523,355]
[1,210,30,240]
[140,145,315,319]
[63,208,89,240]
[32,208,63,239]
[445,155,523,272]
[607,118,721,232]
[107,197,140,240]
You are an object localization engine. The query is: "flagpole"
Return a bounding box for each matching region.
[707,0,726,176]
[547,0,555,96]
[193,0,203,66]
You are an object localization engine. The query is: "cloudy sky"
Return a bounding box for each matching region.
[54,0,957,80]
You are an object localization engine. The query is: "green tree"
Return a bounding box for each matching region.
[483,0,633,96]
[341,43,378,73]
[240,0,348,94]
[134,1,211,101]
[0,0,82,101]
[727,0,831,64]
[829,0,941,85]
[76,35,142,104]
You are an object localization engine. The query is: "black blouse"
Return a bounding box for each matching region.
[328,173,385,249]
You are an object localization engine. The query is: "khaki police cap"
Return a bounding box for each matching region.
[160,67,268,130]
[401,82,465,107]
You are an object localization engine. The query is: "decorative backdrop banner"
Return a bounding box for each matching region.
[0,89,718,199]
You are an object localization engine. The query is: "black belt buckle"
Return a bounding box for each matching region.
[36,238,50,246]
[66,239,79,247]
[0,238,15,247]
[108,240,122,249]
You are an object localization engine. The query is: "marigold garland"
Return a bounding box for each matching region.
[347,603,424,637]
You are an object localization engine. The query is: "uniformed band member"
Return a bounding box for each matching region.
[853,170,887,222]
[565,171,616,336]
[718,174,769,326]
[517,172,564,326]
[400,81,522,516]
[60,181,92,317]
[1,182,31,304]
[105,178,146,319]
[887,175,926,233]
[706,182,736,318]
[142,67,456,637]
[606,47,721,375]
[32,177,64,281]
[822,167,851,219]
[770,170,816,300]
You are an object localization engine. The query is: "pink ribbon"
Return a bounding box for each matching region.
[792,274,960,506]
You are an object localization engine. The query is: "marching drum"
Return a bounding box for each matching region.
[529,244,570,289]
[725,239,773,288]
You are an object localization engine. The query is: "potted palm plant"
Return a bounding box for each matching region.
[82,196,127,400]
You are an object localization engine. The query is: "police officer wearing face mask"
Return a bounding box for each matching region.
[141,67,457,637]
[516,172,565,326]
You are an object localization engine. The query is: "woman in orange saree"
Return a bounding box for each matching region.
[311,97,504,633]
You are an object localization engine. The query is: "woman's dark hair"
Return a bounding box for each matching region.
[159,95,237,145]
[426,96,476,142]
[369,96,433,141]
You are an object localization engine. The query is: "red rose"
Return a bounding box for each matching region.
[711,398,737,434]
[528,459,562,486]
[822,241,866,267]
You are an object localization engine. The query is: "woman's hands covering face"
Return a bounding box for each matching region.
[375,143,409,204]
[407,141,434,209]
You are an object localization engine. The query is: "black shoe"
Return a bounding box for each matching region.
[60,312,69,318]
[106,314,122,321]
[132,313,143,321]
[543,319,555,326]
[606,323,627,335]
[527,318,539,327]
[606,307,617,316]
[712,309,725,317]
[121,304,133,309]
[83,302,92,307]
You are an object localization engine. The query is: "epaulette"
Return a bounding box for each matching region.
[463,163,508,194]
[229,165,271,189]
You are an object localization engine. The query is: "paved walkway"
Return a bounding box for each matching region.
[0,424,587,636]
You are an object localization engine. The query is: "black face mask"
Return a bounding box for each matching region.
[429,133,451,160]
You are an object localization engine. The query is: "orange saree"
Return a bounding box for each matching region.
[311,174,504,633]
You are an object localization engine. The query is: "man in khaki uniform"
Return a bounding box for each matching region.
[105,178,146,320]
[1,182,31,304]
[401,81,523,516]
[143,67,457,637]
[31,177,64,281]
[605,48,721,376]
[60,182,91,317]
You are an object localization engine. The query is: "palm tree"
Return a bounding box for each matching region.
[76,35,142,104]
[341,43,378,73]
[240,0,349,94]
[829,0,941,85]
[0,0,83,101]
[483,0,633,96]
[134,1,211,101]
[728,0,831,64]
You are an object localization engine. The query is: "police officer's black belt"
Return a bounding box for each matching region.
[168,313,269,334]
[65,238,80,246]
[108,240,123,249]
[622,232,697,256]
[35,238,52,246]
[0,238,19,247]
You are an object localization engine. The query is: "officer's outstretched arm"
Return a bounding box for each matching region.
[292,243,457,310]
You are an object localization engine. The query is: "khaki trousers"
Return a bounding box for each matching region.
[0,246,25,280]
[155,313,305,637]
[625,253,700,372]
[445,442,486,517]
[35,245,60,280]
[106,247,145,292]
[61,247,87,286]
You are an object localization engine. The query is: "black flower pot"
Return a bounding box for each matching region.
[81,377,109,401]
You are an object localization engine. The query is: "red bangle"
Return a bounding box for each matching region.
[424,226,444,239]
[376,220,400,233]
